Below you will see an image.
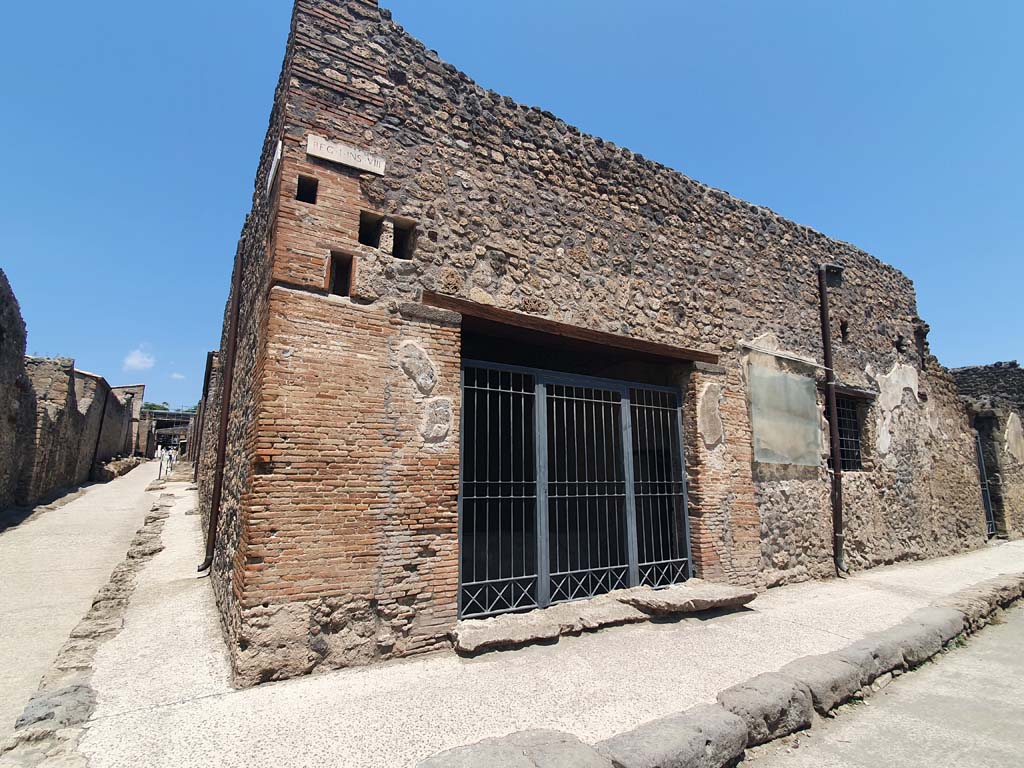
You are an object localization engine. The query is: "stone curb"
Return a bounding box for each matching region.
[414,572,1024,767]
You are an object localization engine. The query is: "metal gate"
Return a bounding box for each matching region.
[458,361,692,619]
[976,432,997,538]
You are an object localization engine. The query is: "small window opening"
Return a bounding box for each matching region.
[832,396,864,472]
[329,253,353,297]
[894,335,908,354]
[296,175,318,204]
[392,220,417,260]
[839,320,849,343]
[358,212,383,248]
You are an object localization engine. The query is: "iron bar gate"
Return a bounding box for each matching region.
[976,432,997,538]
[458,361,692,619]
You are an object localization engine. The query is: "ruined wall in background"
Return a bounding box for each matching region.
[20,358,85,503]
[112,384,147,456]
[0,269,34,511]
[13,359,136,508]
[1,271,142,512]
[953,362,1024,538]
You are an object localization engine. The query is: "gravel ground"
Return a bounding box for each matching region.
[0,462,160,741]
[78,491,1024,768]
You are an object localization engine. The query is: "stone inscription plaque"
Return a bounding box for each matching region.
[306,134,386,175]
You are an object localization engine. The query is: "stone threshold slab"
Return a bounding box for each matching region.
[453,579,758,654]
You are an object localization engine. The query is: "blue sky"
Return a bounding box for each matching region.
[2,1,1020,407]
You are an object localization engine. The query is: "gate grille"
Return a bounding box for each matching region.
[631,388,690,587]
[547,384,630,604]
[459,362,692,619]
[459,367,538,618]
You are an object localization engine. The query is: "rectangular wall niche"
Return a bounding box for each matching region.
[748,363,821,466]
[458,361,692,619]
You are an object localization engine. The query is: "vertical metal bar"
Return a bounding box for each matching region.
[622,387,640,587]
[676,389,695,579]
[457,367,467,617]
[976,431,996,537]
[584,391,593,579]
[599,393,609,570]
[535,378,550,607]
[498,372,503,582]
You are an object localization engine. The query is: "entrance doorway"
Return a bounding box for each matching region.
[458,361,692,619]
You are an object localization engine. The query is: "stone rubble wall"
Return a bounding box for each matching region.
[952,362,1024,537]
[0,270,141,512]
[200,0,991,682]
[0,269,34,511]
[15,359,136,508]
[952,360,1024,412]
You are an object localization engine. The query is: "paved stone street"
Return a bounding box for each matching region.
[0,463,159,741]
[69,480,1024,768]
[744,603,1024,767]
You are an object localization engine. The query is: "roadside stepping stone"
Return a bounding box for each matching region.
[453,579,757,654]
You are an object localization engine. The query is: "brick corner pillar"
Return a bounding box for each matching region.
[684,361,762,588]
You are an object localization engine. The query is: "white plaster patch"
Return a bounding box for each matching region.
[1005,411,1024,465]
[871,362,920,458]
[697,382,725,449]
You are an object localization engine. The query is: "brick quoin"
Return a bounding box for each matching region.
[196,0,993,684]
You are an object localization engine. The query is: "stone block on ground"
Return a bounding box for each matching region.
[777,653,862,714]
[834,635,905,687]
[452,610,562,654]
[15,685,95,730]
[934,591,994,630]
[595,704,747,768]
[616,579,757,616]
[452,594,649,654]
[415,729,612,768]
[867,621,943,669]
[716,671,813,746]
[904,606,965,645]
[981,573,1024,606]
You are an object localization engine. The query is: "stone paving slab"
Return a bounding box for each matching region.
[74,509,1024,768]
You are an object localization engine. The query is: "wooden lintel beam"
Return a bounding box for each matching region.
[421,291,719,365]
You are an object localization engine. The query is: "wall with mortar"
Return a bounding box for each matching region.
[953,362,1024,538]
[0,269,34,511]
[12,359,135,508]
[112,384,147,456]
[202,0,989,682]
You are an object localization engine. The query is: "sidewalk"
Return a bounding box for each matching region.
[78,487,1024,768]
[0,462,160,741]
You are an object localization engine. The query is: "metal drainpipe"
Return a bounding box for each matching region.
[818,263,848,576]
[198,257,242,573]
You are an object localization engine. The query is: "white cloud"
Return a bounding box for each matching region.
[123,348,155,372]
[170,372,185,380]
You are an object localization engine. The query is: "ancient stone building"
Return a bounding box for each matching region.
[198,0,992,684]
[953,361,1024,538]
[0,269,34,511]
[0,268,146,512]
